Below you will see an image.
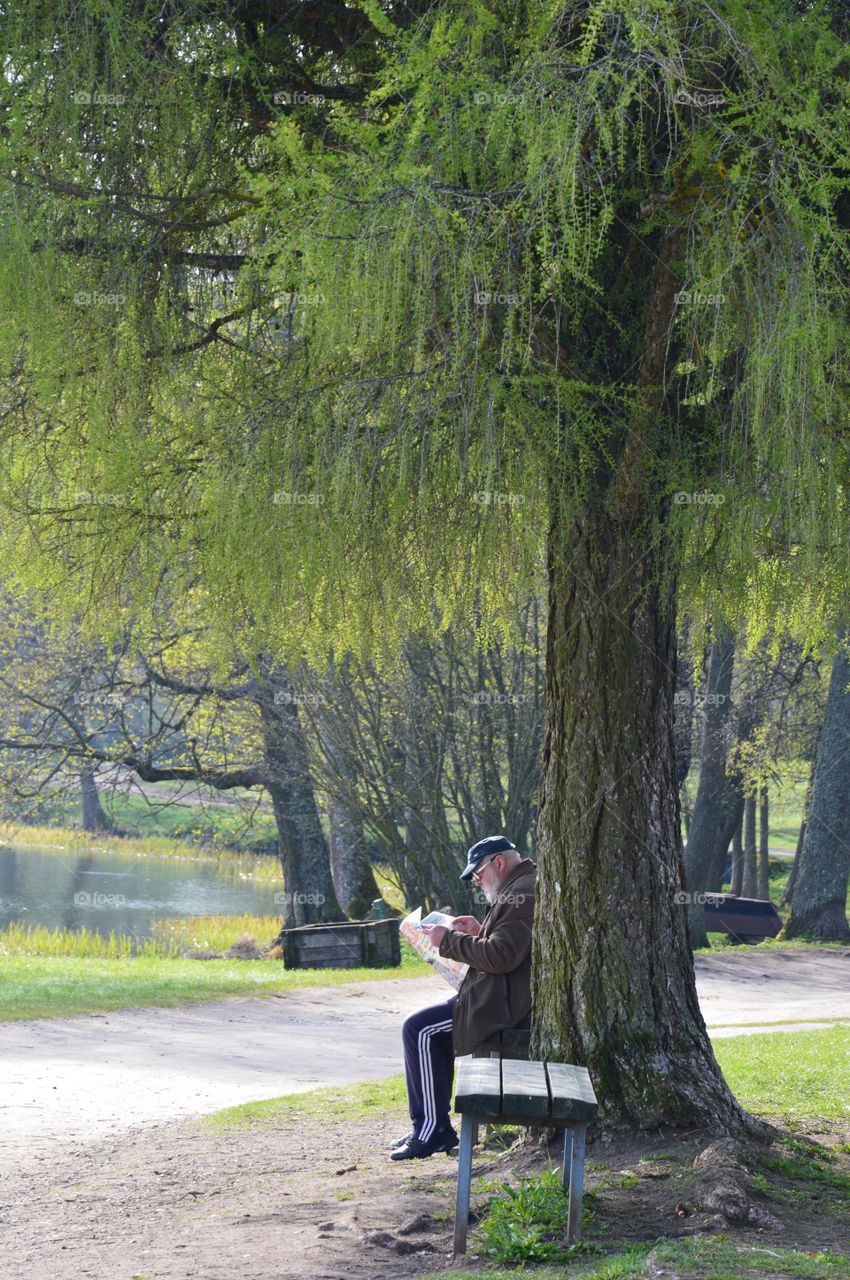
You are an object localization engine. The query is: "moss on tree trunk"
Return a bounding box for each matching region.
[532,499,763,1134]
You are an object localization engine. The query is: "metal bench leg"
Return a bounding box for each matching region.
[561,1127,573,1194]
[452,1114,477,1256]
[566,1122,587,1241]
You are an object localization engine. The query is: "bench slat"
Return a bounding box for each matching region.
[455,1058,501,1117]
[501,1059,549,1117]
[546,1063,599,1122]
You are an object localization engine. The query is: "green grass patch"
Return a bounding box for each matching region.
[713,1025,850,1122]
[196,1073,409,1132]
[0,949,429,1021]
[475,1169,602,1263]
[425,1239,850,1280]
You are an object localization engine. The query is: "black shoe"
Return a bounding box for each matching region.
[390,1127,459,1161]
[390,1130,415,1150]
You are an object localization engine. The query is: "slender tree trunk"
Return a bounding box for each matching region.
[80,762,110,832]
[318,654,380,919]
[683,629,738,945]
[780,818,806,908]
[258,680,344,929]
[730,809,744,897]
[741,794,757,898]
[783,635,850,941]
[757,786,770,900]
[328,792,380,919]
[533,503,758,1133]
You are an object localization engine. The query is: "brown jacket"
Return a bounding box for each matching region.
[438,858,537,1056]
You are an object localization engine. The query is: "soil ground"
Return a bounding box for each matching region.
[2,1102,849,1280]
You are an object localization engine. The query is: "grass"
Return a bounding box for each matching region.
[196,1073,409,1133]
[0,912,298,957]
[0,945,429,1021]
[712,1025,850,1122]
[425,1239,850,1279]
[2,788,279,853]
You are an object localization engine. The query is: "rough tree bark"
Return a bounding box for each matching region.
[783,635,850,941]
[531,233,763,1135]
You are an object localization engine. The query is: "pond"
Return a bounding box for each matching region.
[0,844,283,940]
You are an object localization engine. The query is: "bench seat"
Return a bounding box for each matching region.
[452,1055,598,1256]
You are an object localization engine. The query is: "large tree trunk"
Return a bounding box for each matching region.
[80,762,110,832]
[783,636,850,941]
[258,679,344,929]
[532,503,758,1133]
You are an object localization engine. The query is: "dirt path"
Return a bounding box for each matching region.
[2,1085,848,1280]
[1,951,848,1170]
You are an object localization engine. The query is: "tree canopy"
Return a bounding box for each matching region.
[1,0,849,662]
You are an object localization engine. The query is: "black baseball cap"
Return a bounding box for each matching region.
[460,834,517,881]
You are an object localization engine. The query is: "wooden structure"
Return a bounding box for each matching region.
[703,895,782,942]
[277,917,400,969]
[452,1054,598,1256]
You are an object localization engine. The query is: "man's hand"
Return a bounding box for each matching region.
[450,915,481,937]
[421,923,448,946]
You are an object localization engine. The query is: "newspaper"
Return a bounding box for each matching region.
[399,907,469,990]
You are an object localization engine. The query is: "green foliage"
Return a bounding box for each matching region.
[1,3,849,659]
[476,1169,601,1263]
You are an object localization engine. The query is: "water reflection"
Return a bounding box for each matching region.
[0,844,282,939]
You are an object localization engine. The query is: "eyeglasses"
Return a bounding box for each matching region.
[471,854,500,884]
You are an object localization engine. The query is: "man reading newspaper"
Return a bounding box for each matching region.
[390,835,537,1161]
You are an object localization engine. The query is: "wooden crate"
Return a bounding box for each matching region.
[278,917,400,969]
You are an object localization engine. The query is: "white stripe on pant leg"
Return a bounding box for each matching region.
[418,1019,454,1143]
[419,1021,453,1143]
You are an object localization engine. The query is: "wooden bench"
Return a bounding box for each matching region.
[452,1056,598,1256]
